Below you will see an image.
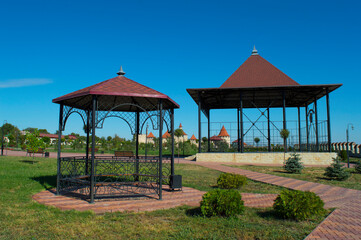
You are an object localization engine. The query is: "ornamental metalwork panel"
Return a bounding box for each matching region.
[62,106,88,131]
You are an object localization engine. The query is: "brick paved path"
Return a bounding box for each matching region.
[194,162,361,240]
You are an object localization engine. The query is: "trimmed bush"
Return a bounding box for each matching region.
[217,173,247,189]
[355,161,361,174]
[284,152,304,173]
[273,190,325,221]
[200,189,244,217]
[324,157,351,181]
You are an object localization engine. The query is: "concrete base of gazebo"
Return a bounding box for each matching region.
[196,152,337,165]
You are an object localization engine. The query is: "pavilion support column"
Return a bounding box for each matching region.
[326,88,332,152]
[267,108,271,152]
[135,111,140,181]
[90,96,97,204]
[298,107,301,152]
[198,92,202,153]
[282,92,287,152]
[56,104,63,195]
[314,97,319,152]
[305,104,309,152]
[85,110,90,175]
[240,92,244,153]
[158,99,163,200]
[170,109,175,176]
[207,109,210,152]
[237,108,241,152]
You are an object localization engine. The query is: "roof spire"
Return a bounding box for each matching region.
[117,66,126,76]
[251,45,259,56]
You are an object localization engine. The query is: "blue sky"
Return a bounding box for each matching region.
[0,0,360,144]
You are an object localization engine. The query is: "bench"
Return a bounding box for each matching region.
[114,151,134,158]
[26,148,45,157]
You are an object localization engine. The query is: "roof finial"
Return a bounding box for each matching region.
[117,66,126,76]
[252,45,259,55]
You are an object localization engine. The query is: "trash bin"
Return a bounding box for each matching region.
[45,152,50,158]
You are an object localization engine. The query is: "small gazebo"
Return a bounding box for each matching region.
[187,47,342,153]
[52,67,179,203]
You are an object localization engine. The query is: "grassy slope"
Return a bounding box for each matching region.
[228,164,361,190]
[0,156,327,239]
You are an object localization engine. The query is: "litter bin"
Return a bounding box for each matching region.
[45,152,50,158]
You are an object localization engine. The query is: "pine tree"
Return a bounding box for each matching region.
[324,157,351,181]
[284,152,304,173]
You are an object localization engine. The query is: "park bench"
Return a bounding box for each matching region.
[26,148,45,157]
[114,151,134,158]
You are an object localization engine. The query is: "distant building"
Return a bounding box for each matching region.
[190,134,197,146]
[39,133,77,145]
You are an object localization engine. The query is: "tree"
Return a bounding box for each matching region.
[25,131,45,160]
[174,129,184,158]
[254,137,260,147]
[280,129,290,161]
[38,129,49,134]
[324,157,351,181]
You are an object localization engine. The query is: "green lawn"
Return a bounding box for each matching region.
[0,156,328,239]
[228,164,361,191]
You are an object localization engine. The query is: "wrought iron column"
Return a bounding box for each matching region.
[135,111,140,180]
[171,108,175,176]
[298,106,301,151]
[314,97,319,152]
[282,91,287,151]
[198,92,202,153]
[85,110,90,175]
[237,108,240,152]
[267,108,271,152]
[56,104,63,195]
[207,109,210,152]
[90,96,96,203]
[326,88,332,152]
[158,99,163,200]
[240,92,244,153]
[305,104,309,151]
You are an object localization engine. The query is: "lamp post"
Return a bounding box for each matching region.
[145,123,149,159]
[346,123,354,168]
[1,120,7,156]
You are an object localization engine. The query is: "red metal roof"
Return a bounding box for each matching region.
[232,139,247,145]
[210,136,222,141]
[52,75,179,108]
[190,134,197,140]
[162,131,171,138]
[39,133,77,139]
[220,55,300,88]
[147,132,155,138]
[218,125,230,137]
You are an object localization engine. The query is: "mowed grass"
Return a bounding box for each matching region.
[228,164,361,190]
[0,156,327,239]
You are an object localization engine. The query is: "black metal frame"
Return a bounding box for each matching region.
[56,96,175,203]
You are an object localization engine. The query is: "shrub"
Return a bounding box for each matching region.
[273,190,325,221]
[200,189,244,217]
[217,173,247,189]
[324,157,351,181]
[284,152,304,173]
[355,161,361,174]
[339,150,348,161]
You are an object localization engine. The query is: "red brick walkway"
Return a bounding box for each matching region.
[33,186,277,214]
[194,162,361,240]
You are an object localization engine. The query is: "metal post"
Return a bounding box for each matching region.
[267,108,271,152]
[298,106,301,152]
[207,109,211,152]
[90,96,96,203]
[305,104,309,152]
[56,104,63,195]
[171,108,175,176]
[1,122,4,156]
[240,92,244,153]
[346,128,349,168]
[326,88,332,152]
[282,91,287,152]
[158,99,163,200]
[314,98,319,152]
[85,110,90,175]
[135,111,140,181]
[198,92,202,153]
[237,108,240,152]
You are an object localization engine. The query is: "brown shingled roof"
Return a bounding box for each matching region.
[190,134,197,140]
[220,54,300,88]
[162,131,171,138]
[218,125,230,137]
[147,132,155,138]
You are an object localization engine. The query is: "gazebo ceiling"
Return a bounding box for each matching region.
[53,73,179,111]
[187,48,342,109]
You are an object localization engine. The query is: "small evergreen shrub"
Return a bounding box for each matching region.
[284,152,304,173]
[200,189,244,217]
[217,173,247,189]
[339,150,348,161]
[273,190,325,221]
[354,161,361,174]
[324,157,351,181]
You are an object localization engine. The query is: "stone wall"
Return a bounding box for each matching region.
[196,152,337,166]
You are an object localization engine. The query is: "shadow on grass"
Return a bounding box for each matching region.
[19,160,39,164]
[185,207,203,217]
[32,175,57,190]
[256,209,284,220]
[272,170,294,174]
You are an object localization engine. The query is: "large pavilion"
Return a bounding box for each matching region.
[187,47,342,154]
[53,67,180,203]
